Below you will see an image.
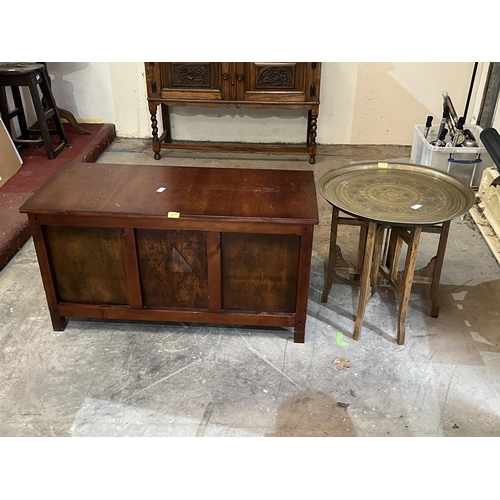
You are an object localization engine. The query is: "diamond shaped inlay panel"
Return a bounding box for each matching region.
[156,246,193,292]
[136,230,209,309]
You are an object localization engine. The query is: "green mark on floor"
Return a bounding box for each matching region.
[336,332,349,346]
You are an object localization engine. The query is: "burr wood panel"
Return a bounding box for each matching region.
[221,232,299,313]
[44,225,128,305]
[136,229,209,309]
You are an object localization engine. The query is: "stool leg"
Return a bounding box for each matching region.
[353,222,377,340]
[321,205,340,302]
[28,74,55,159]
[396,226,422,345]
[0,85,11,135]
[11,87,29,139]
[430,220,451,318]
[39,70,68,145]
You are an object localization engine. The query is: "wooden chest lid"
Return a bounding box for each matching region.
[19,162,319,224]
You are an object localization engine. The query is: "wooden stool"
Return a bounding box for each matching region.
[321,205,451,345]
[37,62,90,136]
[0,62,67,159]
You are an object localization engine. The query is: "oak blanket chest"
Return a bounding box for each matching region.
[20,163,319,342]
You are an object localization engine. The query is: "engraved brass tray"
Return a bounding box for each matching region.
[318,161,475,225]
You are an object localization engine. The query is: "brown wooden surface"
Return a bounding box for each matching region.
[207,231,222,314]
[236,62,308,102]
[136,229,209,309]
[353,222,377,341]
[121,228,143,309]
[144,62,322,163]
[19,163,318,224]
[321,205,340,303]
[428,220,450,318]
[294,225,315,343]
[58,303,296,328]
[146,62,321,105]
[33,213,305,235]
[21,163,318,342]
[396,227,422,345]
[321,206,370,302]
[45,225,128,305]
[145,142,313,153]
[158,62,229,101]
[28,215,67,331]
[322,199,452,344]
[221,232,300,313]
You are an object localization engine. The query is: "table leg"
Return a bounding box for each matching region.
[353,222,377,340]
[370,225,386,291]
[321,205,339,303]
[149,102,161,160]
[386,228,403,282]
[396,226,422,345]
[354,225,368,281]
[294,225,315,343]
[307,108,318,165]
[28,215,67,331]
[430,220,450,318]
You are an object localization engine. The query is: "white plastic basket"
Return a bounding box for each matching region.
[409,124,493,188]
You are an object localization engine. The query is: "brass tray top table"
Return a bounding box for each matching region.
[318,161,475,345]
[20,162,319,343]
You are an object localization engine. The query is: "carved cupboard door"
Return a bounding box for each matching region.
[158,63,231,100]
[235,63,312,103]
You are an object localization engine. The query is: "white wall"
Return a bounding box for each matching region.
[46,62,491,146]
[319,62,487,144]
[47,62,151,138]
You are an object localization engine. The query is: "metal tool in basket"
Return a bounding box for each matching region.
[442,91,478,147]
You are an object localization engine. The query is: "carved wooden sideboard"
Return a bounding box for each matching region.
[145,62,322,164]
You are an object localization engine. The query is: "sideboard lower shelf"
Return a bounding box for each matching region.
[20,162,319,343]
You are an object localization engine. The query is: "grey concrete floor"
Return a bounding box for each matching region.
[1,140,500,438]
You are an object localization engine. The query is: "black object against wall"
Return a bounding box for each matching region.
[479,127,500,186]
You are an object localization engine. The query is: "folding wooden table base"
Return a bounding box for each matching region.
[321,205,451,345]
